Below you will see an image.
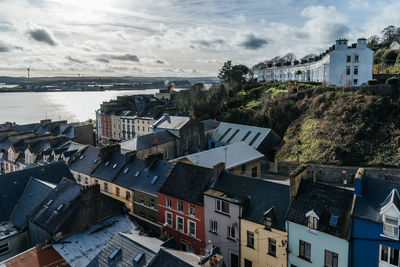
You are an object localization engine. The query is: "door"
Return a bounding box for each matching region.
[231,253,239,267]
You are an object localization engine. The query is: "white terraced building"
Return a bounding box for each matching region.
[257,38,373,86]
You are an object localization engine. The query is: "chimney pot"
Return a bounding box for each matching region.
[213,162,225,178]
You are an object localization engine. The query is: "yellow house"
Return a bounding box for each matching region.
[134,117,153,136]
[240,180,290,267]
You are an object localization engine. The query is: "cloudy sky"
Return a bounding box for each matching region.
[0,0,399,77]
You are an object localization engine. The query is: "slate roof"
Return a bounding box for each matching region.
[89,232,163,267]
[159,162,213,205]
[0,162,73,222]
[153,115,190,130]
[120,130,178,152]
[91,153,126,182]
[68,146,100,175]
[287,180,354,239]
[150,248,198,267]
[202,119,220,132]
[29,179,81,234]
[211,122,275,149]
[353,176,400,223]
[10,178,56,230]
[179,142,264,170]
[113,158,173,196]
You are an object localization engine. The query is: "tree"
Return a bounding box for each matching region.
[296,70,302,80]
[282,53,297,62]
[218,61,232,83]
[367,35,380,51]
[381,25,397,47]
[301,53,317,61]
[231,64,249,83]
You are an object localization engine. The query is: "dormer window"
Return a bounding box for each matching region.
[380,189,400,240]
[306,210,319,230]
[264,207,277,230]
[383,215,399,238]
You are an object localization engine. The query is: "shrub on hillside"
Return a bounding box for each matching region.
[386,77,400,86]
[367,79,378,85]
[374,49,385,64]
[397,53,400,65]
[382,49,399,65]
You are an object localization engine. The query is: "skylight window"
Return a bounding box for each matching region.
[135,171,140,177]
[241,131,252,141]
[329,215,339,227]
[113,163,118,169]
[79,155,85,160]
[105,161,110,166]
[108,247,121,260]
[133,251,144,263]
[57,204,64,211]
[93,159,98,163]
[150,176,159,184]
[123,168,129,174]
[46,199,53,206]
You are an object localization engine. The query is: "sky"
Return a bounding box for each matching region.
[0,0,399,77]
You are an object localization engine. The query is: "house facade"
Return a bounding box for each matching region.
[257,38,373,86]
[286,179,354,267]
[351,168,400,267]
[158,162,214,255]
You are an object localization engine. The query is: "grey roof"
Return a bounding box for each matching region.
[0,162,73,222]
[150,248,199,267]
[120,130,177,152]
[91,153,127,182]
[179,142,264,170]
[287,180,354,239]
[211,122,275,149]
[29,179,81,234]
[89,232,163,267]
[9,178,56,230]
[153,115,190,130]
[159,162,213,206]
[113,158,173,195]
[353,176,400,223]
[69,146,100,175]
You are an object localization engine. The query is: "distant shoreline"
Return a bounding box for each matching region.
[0,87,188,93]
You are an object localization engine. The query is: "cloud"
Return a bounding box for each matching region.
[109,54,140,62]
[156,59,164,64]
[239,34,268,50]
[28,28,57,46]
[0,43,9,52]
[66,56,86,64]
[192,39,225,48]
[96,58,110,63]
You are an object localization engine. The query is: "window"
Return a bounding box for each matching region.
[244,259,252,267]
[177,201,184,212]
[227,225,236,239]
[188,221,196,236]
[116,187,120,196]
[268,238,276,257]
[241,164,246,174]
[346,66,351,75]
[216,199,229,214]
[166,197,172,207]
[381,245,400,266]
[150,199,155,208]
[126,191,131,200]
[299,240,311,261]
[231,254,239,267]
[346,55,351,62]
[324,250,338,267]
[251,167,257,177]
[210,220,218,233]
[140,196,144,204]
[383,215,399,238]
[353,79,358,85]
[177,216,184,231]
[355,55,359,63]
[308,216,318,230]
[354,66,358,75]
[166,212,172,226]
[0,243,9,256]
[247,231,254,248]
[189,205,195,216]
[104,182,108,192]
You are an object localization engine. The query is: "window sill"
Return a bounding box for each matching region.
[380,233,399,241]
[215,210,230,217]
[209,231,218,236]
[246,245,255,249]
[298,255,312,263]
[227,236,236,242]
[267,253,277,258]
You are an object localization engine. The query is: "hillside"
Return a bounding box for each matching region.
[172,80,400,167]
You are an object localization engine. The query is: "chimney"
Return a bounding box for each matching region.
[189,109,196,120]
[99,144,121,161]
[153,133,158,146]
[213,162,225,178]
[144,152,163,169]
[80,183,100,201]
[354,168,365,197]
[357,38,367,49]
[213,119,217,129]
[289,164,308,198]
[125,151,137,163]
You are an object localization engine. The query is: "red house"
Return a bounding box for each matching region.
[100,114,112,139]
[158,162,214,255]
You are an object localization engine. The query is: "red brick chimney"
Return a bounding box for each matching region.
[153,133,158,146]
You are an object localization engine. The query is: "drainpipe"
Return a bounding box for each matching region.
[286,220,289,267]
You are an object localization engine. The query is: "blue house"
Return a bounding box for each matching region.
[351,168,400,267]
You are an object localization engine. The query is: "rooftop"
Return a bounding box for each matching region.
[68,146,100,176]
[153,115,190,130]
[0,221,19,241]
[91,152,126,182]
[178,142,264,170]
[120,130,178,152]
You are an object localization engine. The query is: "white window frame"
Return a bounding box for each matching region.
[189,204,195,216]
[210,220,218,233]
[166,197,172,207]
[165,211,173,227]
[176,215,184,232]
[215,199,229,214]
[188,220,196,237]
[177,201,184,212]
[379,244,399,267]
[227,225,236,239]
[383,215,399,239]
[308,216,318,230]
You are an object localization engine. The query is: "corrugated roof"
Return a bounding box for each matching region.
[180,142,264,170]
[10,178,55,230]
[211,122,273,149]
[153,115,190,130]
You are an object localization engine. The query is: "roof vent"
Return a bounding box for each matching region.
[105,161,110,166]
